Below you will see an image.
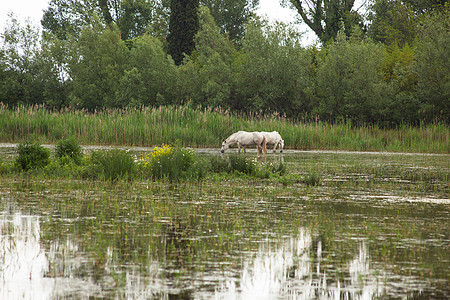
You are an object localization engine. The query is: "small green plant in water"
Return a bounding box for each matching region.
[228,155,257,175]
[303,171,321,186]
[89,149,135,180]
[15,140,51,171]
[55,137,83,164]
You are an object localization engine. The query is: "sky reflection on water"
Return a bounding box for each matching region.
[1,208,52,299]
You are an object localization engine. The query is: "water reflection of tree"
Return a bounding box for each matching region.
[216,228,389,298]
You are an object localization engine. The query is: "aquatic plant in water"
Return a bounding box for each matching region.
[15,140,51,171]
[141,144,202,181]
[89,149,136,180]
[55,137,83,165]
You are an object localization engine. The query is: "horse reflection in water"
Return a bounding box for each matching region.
[220,131,267,155]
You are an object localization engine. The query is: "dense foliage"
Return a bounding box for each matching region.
[0,1,448,125]
[15,140,51,171]
[168,0,200,65]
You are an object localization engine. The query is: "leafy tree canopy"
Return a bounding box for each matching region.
[167,0,200,65]
[282,0,364,43]
[41,0,161,40]
[201,0,259,43]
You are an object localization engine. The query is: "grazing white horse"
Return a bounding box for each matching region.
[261,131,284,153]
[221,131,267,155]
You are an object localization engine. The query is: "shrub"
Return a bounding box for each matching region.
[55,137,83,164]
[141,144,203,181]
[15,140,51,171]
[89,149,135,180]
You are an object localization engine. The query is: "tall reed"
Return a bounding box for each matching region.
[0,104,448,153]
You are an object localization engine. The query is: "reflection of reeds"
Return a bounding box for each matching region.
[0,104,448,153]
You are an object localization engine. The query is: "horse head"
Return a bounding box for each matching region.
[220,140,229,153]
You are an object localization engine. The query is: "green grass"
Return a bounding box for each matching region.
[0,104,448,153]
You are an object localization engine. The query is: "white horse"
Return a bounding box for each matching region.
[221,131,267,155]
[261,131,284,153]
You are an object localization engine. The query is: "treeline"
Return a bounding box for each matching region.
[0,3,448,126]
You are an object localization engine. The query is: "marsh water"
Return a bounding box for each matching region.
[1,144,449,299]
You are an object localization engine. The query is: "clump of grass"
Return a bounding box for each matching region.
[88,149,136,181]
[141,144,205,181]
[15,140,51,171]
[55,137,83,165]
[208,155,286,179]
[0,157,14,175]
[303,171,321,186]
[229,155,257,175]
[209,155,258,176]
[209,156,231,173]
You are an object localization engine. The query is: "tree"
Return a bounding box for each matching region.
[201,0,259,43]
[117,34,179,107]
[234,19,315,116]
[368,0,417,46]
[41,0,157,40]
[413,7,449,122]
[315,30,392,123]
[283,0,363,43]
[0,16,49,106]
[179,6,236,108]
[41,0,100,40]
[68,23,129,109]
[167,0,200,65]
[403,0,447,14]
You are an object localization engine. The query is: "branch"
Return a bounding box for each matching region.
[290,0,324,38]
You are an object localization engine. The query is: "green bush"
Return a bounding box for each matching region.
[89,149,136,180]
[15,141,51,171]
[55,137,83,164]
[141,144,205,181]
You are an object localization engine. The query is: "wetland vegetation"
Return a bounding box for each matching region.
[0,140,449,298]
[0,104,448,153]
[1,1,448,298]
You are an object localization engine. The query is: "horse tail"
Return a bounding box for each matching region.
[262,136,267,154]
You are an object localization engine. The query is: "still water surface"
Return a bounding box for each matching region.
[1,145,449,299]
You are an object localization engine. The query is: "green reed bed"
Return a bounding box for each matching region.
[0,104,448,153]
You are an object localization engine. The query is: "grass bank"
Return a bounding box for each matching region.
[0,104,448,153]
